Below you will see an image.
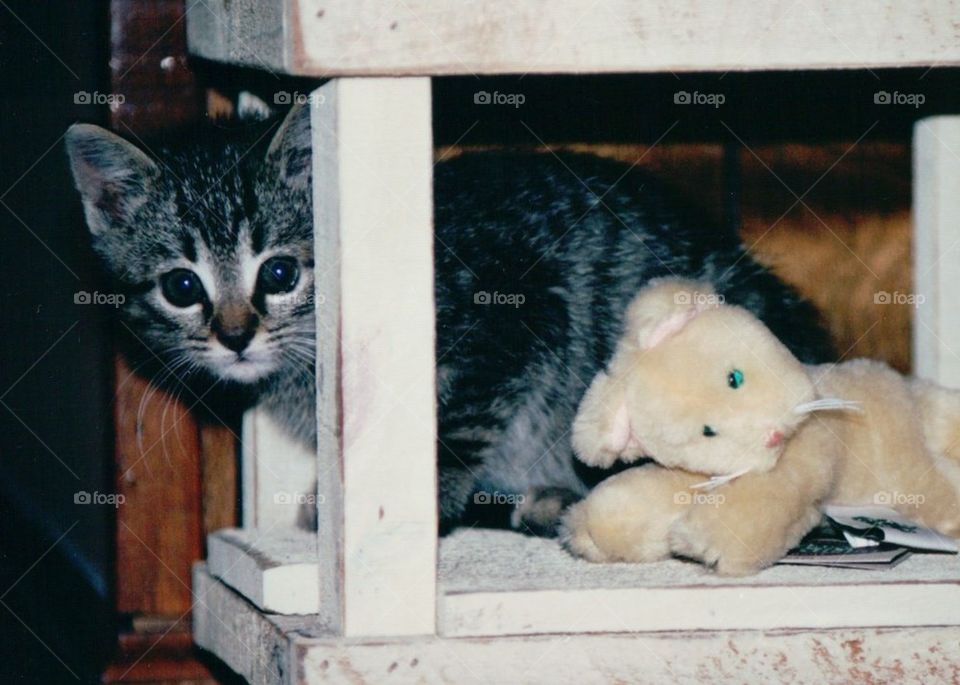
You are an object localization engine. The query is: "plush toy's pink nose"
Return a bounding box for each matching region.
[765,430,785,449]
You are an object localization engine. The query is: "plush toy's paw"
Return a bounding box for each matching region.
[559,500,613,562]
[669,494,822,576]
[561,466,699,564]
[669,514,769,576]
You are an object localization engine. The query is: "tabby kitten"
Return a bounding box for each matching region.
[65,107,316,443]
[67,105,831,534]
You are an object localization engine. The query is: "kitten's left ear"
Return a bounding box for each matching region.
[266,103,311,190]
[65,124,159,236]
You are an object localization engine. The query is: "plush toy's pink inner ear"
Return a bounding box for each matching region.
[606,403,632,454]
[643,307,699,349]
[605,403,645,457]
[642,297,719,349]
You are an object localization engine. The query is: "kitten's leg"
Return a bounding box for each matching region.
[512,486,583,537]
[437,435,488,535]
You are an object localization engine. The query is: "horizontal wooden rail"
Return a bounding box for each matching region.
[188,0,960,76]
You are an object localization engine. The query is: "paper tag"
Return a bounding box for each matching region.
[842,530,880,549]
[823,505,958,553]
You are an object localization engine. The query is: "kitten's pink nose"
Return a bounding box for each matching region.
[765,430,785,449]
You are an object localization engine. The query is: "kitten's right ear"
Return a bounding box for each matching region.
[266,103,311,190]
[65,124,159,236]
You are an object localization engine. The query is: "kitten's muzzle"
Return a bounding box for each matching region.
[212,308,260,353]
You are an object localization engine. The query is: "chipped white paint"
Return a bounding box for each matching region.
[194,564,960,685]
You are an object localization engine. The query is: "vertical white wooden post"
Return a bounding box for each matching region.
[914,117,960,388]
[312,78,438,636]
[241,409,316,529]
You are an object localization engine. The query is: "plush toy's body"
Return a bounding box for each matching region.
[562,279,960,575]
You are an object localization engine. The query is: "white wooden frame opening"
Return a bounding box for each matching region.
[186,2,960,682]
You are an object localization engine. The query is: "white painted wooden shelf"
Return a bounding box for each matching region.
[209,527,960,638]
[185,1,960,682]
[187,0,960,76]
[194,563,960,684]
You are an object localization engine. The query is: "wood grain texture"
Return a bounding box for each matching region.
[187,0,960,76]
[114,355,203,615]
[111,0,202,133]
[102,620,218,684]
[200,421,238,541]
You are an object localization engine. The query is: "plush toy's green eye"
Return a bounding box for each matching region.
[702,425,717,437]
[727,369,744,389]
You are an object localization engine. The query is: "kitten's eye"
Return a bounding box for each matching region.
[703,425,717,437]
[727,369,744,389]
[160,269,205,307]
[258,256,299,294]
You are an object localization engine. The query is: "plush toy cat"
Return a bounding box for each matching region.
[561,278,960,575]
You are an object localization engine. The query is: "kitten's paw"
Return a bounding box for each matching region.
[512,486,583,537]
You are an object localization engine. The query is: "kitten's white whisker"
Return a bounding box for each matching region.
[160,388,175,469]
[135,351,194,461]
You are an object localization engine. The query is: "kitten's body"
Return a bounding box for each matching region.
[431,153,830,528]
[67,107,831,534]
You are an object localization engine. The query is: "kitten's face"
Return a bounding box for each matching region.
[65,106,315,387]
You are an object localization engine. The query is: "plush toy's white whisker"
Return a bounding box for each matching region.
[690,467,752,491]
[793,398,863,415]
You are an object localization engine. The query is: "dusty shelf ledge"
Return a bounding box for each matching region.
[206,526,960,632]
[437,528,960,637]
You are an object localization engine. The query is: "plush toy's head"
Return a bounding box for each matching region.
[573,278,819,477]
